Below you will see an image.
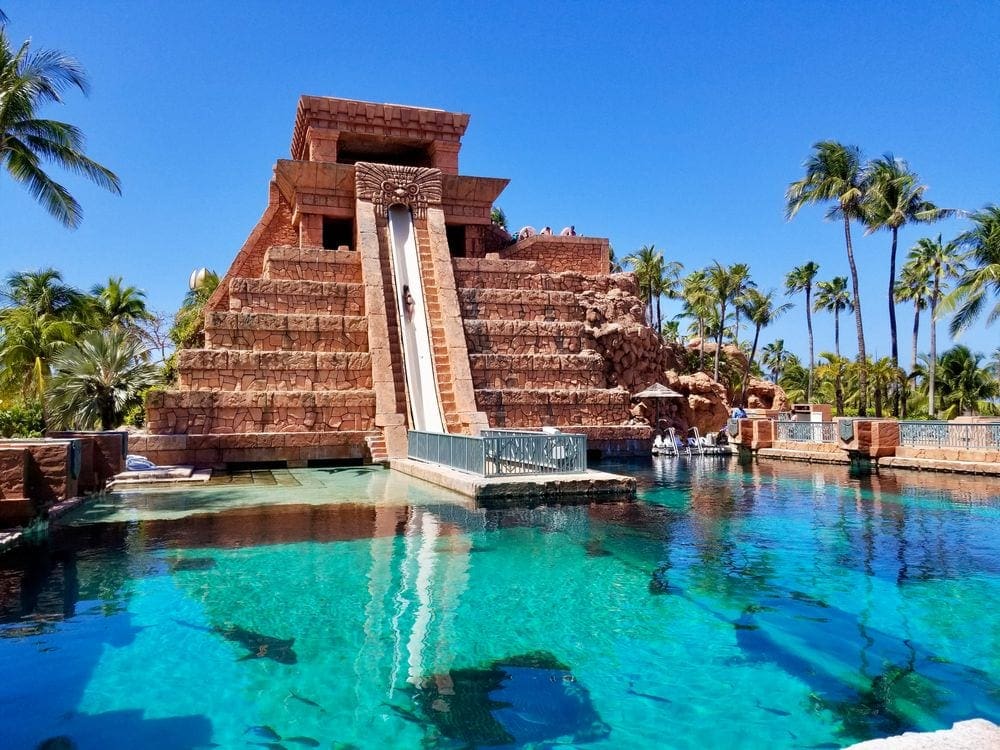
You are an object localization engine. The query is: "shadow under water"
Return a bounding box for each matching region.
[390,652,609,748]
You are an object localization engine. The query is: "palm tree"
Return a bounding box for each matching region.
[661,320,680,343]
[816,352,851,416]
[784,262,819,401]
[778,358,808,404]
[681,270,712,370]
[728,263,755,345]
[786,141,870,414]
[814,276,853,359]
[762,339,790,382]
[739,288,792,406]
[609,247,624,274]
[46,329,159,430]
[3,267,83,317]
[933,345,999,418]
[654,259,684,335]
[0,305,74,400]
[908,235,965,418]
[623,244,663,327]
[706,261,742,381]
[490,206,507,231]
[0,27,121,228]
[862,156,950,415]
[948,205,1000,335]
[894,261,931,374]
[169,270,219,350]
[868,356,903,418]
[89,276,153,332]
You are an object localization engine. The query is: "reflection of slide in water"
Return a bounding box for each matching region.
[388,204,445,433]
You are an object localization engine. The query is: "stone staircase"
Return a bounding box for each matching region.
[454,257,634,431]
[142,246,380,467]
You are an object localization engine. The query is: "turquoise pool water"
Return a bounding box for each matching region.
[2,460,999,749]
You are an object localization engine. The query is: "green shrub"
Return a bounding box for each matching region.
[122,402,146,428]
[0,400,45,437]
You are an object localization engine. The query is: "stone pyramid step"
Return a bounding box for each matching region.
[364,434,388,463]
[205,312,368,352]
[146,390,376,435]
[463,319,589,355]
[263,246,362,283]
[229,278,364,315]
[459,288,584,322]
[453,258,637,295]
[469,353,606,389]
[177,350,372,391]
[474,387,631,427]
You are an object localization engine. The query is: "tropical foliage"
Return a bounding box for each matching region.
[0,24,120,227]
[0,267,167,433]
[47,329,159,430]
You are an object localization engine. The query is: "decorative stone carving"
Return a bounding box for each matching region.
[354,162,442,218]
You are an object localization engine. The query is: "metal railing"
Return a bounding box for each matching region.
[775,421,838,444]
[408,429,587,477]
[899,421,1000,450]
[407,431,485,475]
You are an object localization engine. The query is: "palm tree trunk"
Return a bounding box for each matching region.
[740,324,762,406]
[888,226,900,417]
[805,286,814,402]
[834,308,840,358]
[698,318,706,370]
[906,305,920,419]
[656,295,663,338]
[844,215,868,416]
[713,301,726,381]
[929,286,938,418]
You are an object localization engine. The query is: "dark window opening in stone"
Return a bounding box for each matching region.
[336,134,433,167]
[446,224,466,257]
[323,217,354,250]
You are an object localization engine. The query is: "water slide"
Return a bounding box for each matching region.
[387,204,446,433]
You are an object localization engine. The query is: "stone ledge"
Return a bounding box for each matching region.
[881,456,1000,476]
[758,448,850,464]
[391,458,635,503]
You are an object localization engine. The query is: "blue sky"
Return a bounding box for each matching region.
[1,1,998,363]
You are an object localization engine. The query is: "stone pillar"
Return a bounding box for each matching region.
[0,447,30,525]
[307,127,340,162]
[736,418,774,450]
[299,213,324,248]
[428,141,460,175]
[356,198,408,458]
[838,419,900,459]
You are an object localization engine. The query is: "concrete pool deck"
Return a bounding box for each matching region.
[847,718,1000,748]
[390,458,636,503]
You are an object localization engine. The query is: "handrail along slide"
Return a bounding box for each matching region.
[408,429,587,477]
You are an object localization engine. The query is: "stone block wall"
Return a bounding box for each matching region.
[147,391,376,434]
[263,246,361,283]
[0,448,28,501]
[205,312,369,352]
[229,279,364,316]
[501,236,610,275]
[178,351,372,391]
